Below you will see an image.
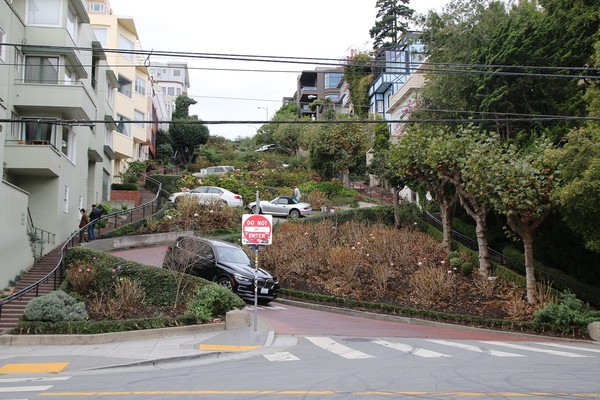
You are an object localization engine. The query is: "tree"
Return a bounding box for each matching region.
[369,0,415,50]
[161,236,202,309]
[169,95,209,164]
[390,126,458,252]
[546,36,600,253]
[271,108,306,155]
[343,52,373,119]
[302,113,369,184]
[491,139,558,304]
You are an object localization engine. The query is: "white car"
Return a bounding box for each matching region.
[169,186,243,207]
[247,196,312,219]
[191,165,235,178]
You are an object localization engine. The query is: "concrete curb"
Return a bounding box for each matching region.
[0,309,268,346]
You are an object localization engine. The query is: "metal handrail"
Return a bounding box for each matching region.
[0,175,165,326]
[422,210,600,304]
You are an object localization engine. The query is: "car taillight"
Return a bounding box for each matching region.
[234,195,242,199]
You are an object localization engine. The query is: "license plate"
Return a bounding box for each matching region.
[260,288,270,294]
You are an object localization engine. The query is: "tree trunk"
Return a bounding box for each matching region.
[342,168,350,187]
[441,203,454,253]
[391,186,400,228]
[522,232,537,305]
[474,214,491,276]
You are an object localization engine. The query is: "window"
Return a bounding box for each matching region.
[324,72,343,89]
[117,75,132,97]
[27,0,61,26]
[92,27,107,47]
[25,56,59,84]
[106,80,115,108]
[167,87,175,96]
[89,2,105,12]
[10,112,19,139]
[134,110,145,128]
[118,34,134,61]
[134,76,146,95]
[176,88,182,96]
[0,27,6,63]
[22,120,55,144]
[104,126,113,148]
[61,125,75,160]
[173,69,181,77]
[116,114,130,137]
[67,6,78,42]
[63,185,69,214]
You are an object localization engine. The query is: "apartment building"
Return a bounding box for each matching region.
[0,0,117,285]
[88,0,151,177]
[147,62,190,131]
[292,67,346,118]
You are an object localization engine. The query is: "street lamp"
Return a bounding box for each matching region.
[257,106,268,121]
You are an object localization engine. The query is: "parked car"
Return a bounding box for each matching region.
[192,165,235,178]
[168,186,243,207]
[254,144,278,152]
[247,196,312,219]
[162,236,280,303]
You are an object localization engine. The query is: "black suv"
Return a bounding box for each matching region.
[162,236,279,303]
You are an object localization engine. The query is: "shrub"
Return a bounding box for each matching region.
[23,290,88,322]
[533,290,596,328]
[186,284,245,322]
[409,266,457,307]
[66,259,99,295]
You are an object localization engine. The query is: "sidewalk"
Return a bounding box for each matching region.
[0,310,273,372]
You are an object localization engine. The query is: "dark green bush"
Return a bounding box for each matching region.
[533,290,597,329]
[23,290,88,322]
[186,284,245,322]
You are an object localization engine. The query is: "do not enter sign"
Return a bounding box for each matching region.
[242,214,273,245]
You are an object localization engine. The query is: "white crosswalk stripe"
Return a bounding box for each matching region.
[0,376,71,395]
[535,342,600,354]
[373,339,450,357]
[262,337,598,362]
[426,339,523,357]
[480,341,592,357]
[305,336,374,359]
[263,351,300,361]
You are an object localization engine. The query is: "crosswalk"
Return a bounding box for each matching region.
[264,336,599,362]
[0,376,70,397]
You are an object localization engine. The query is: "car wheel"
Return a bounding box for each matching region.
[216,276,234,291]
[289,209,301,219]
[217,200,227,207]
[251,206,261,214]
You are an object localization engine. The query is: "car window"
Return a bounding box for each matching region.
[215,245,250,264]
[277,198,288,205]
[207,187,223,194]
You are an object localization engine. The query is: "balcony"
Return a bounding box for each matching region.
[4,141,62,177]
[13,80,96,121]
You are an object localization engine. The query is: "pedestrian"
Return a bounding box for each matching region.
[293,186,302,202]
[88,204,102,241]
[78,208,89,243]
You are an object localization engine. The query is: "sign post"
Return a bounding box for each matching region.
[242,205,273,331]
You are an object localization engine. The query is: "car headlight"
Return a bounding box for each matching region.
[234,273,252,283]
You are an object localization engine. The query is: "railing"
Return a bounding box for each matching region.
[422,211,600,305]
[26,209,56,261]
[0,176,165,327]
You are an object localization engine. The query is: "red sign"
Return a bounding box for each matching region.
[242,214,273,245]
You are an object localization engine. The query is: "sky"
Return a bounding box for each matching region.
[108,0,448,140]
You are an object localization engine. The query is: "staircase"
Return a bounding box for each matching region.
[0,182,161,333]
[0,247,62,331]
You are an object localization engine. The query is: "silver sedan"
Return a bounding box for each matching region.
[247,196,312,219]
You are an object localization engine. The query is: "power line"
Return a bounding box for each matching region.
[2,116,598,126]
[3,43,598,80]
